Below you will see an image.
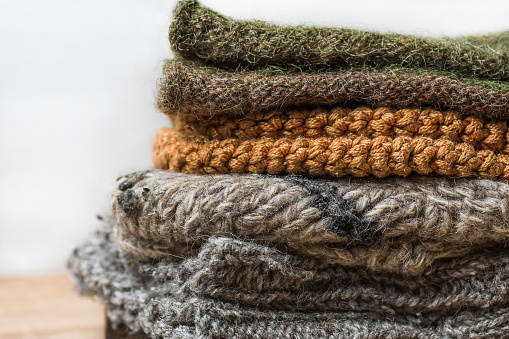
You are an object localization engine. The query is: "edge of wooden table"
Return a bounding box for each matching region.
[0,275,105,339]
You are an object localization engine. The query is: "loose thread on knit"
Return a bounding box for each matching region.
[284,176,378,244]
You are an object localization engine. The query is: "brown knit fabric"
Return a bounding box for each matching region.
[106,318,146,339]
[153,127,509,181]
[157,61,509,119]
[173,106,509,153]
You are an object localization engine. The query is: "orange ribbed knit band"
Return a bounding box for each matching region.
[153,128,509,180]
[172,106,509,153]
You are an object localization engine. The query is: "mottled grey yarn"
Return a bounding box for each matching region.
[68,224,509,338]
[112,170,509,275]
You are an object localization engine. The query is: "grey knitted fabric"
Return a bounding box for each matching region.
[68,224,509,338]
[112,170,509,276]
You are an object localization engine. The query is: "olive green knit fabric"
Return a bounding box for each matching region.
[465,31,509,52]
[170,0,509,83]
[163,1,509,118]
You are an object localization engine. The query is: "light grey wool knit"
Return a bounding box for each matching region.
[68,224,509,338]
[112,170,509,276]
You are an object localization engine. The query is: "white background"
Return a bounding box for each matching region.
[1,0,508,276]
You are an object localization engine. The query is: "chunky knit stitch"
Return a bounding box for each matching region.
[170,0,509,82]
[153,127,509,181]
[112,170,509,275]
[68,225,509,338]
[173,106,509,153]
[157,61,509,119]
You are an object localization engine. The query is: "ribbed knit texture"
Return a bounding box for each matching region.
[173,106,509,152]
[113,170,509,276]
[170,0,509,81]
[68,225,509,338]
[153,127,509,181]
[157,61,509,119]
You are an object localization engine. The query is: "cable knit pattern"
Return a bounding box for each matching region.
[68,225,509,338]
[173,106,509,153]
[112,170,509,276]
[157,61,509,119]
[153,127,509,181]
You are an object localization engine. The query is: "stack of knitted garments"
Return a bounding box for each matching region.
[68,1,509,338]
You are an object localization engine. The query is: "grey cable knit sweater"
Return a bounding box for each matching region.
[112,170,509,276]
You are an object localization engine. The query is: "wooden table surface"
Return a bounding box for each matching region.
[0,275,104,339]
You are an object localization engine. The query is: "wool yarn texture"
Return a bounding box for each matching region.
[465,31,509,52]
[170,0,509,80]
[68,225,509,338]
[153,127,509,181]
[68,1,509,337]
[113,170,509,276]
[162,0,509,119]
[157,60,509,119]
[173,106,509,153]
